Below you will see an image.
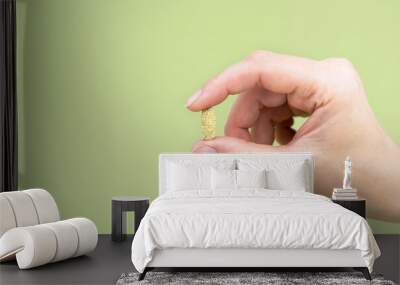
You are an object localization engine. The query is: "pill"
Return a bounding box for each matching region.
[201,108,216,140]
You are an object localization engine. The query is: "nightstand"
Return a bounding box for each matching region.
[111,196,149,242]
[332,198,366,218]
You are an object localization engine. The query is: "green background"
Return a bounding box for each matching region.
[16,0,400,234]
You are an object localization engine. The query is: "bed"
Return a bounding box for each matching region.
[131,153,380,281]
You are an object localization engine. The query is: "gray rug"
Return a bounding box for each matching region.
[116,272,396,285]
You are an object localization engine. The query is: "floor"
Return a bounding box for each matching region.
[0,235,134,285]
[0,235,399,285]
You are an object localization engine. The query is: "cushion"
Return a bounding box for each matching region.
[167,159,236,191]
[0,226,57,269]
[167,163,211,191]
[0,196,16,237]
[42,221,79,262]
[64,218,98,257]
[0,192,39,227]
[236,169,267,189]
[0,189,60,236]
[238,159,309,191]
[24,189,60,223]
[211,168,237,190]
[267,163,307,191]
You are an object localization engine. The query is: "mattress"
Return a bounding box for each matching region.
[131,190,380,273]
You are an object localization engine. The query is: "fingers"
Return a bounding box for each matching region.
[225,89,296,145]
[224,88,287,142]
[186,51,324,114]
[186,61,259,111]
[250,110,275,145]
[224,89,263,142]
[192,136,290,154]
[251,105,295,145]
[275,119,296,145]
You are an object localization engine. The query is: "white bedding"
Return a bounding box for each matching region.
[131,190,380,273]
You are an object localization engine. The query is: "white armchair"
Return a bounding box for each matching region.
[0,189,98,269]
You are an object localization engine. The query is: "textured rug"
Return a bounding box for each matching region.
[116,271,396,285]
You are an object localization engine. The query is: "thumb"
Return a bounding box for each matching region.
[192,136,291,153]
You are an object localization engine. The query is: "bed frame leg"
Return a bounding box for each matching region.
[362,268,372,281]
[138,268,148,281]
[354,267,371,280]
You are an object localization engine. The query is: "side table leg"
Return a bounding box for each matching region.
[112,201,126,241]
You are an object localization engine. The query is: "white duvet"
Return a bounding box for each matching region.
[131,190,380,273]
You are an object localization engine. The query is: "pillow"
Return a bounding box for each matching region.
[211,168,236,190]
[166,159,236,192]
[266,164,307,191]
[167,163,211,191]
[238,159,309,192]
[236,169,267,189]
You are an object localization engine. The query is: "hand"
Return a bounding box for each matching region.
[186,51,400,222]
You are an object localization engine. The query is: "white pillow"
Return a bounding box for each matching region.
[211,168,236,190]
[238,159,309,192]
[267,164,307,191]
[167,163,210,191]
[236,169,267,189]
[166,159,236,192]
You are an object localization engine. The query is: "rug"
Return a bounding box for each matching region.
[116,271,396,285]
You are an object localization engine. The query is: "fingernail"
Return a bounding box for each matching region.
[185,90,201,108]
[193,145,217,153]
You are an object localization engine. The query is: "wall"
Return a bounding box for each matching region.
[16,0,400,234]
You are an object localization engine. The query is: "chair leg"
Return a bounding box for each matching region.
[138,268,148,281]
[354,267,371,280]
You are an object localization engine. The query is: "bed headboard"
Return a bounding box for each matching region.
[159,153,314,195]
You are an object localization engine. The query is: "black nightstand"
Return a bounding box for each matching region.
[332,198,366,218]
[111,196,149,242]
